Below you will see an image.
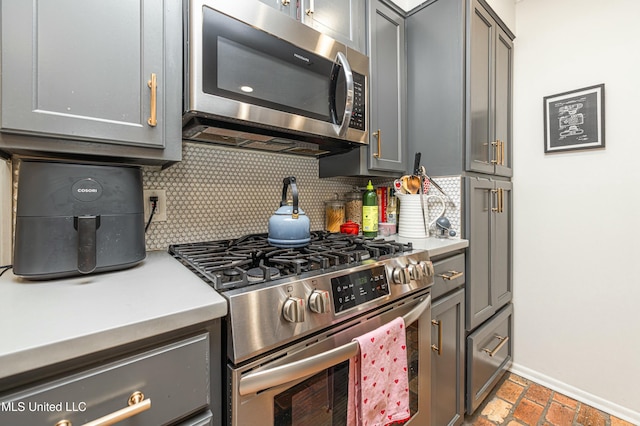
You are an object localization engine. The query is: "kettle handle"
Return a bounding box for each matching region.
[281,177,299,217]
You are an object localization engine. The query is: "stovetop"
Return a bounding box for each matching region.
[169,231,413,292]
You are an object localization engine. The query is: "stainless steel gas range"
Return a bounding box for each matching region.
[170,232,434,426]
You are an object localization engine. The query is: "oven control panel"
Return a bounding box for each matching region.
[330,265,389,313]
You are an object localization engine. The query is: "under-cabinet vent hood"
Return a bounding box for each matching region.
[182,116,361,158]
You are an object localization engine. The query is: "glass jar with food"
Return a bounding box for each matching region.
[324,198,345,233]
[343,190,362,228]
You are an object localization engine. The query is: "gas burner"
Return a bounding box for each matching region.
[247,266,280,282]
[168,232,413,291]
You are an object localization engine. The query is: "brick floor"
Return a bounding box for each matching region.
[463,373,638,426]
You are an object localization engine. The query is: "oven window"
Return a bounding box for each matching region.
[272,323,419,426]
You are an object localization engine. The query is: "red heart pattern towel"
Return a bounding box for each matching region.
[347,316,410,426]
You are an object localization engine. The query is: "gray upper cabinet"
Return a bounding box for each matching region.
[406,0,513,178]
[262,0,366,53]
[0,0,182,166]
[259,0,297,19]
[319,0,406,178]
[300,0,367,54]
[465,177,512,331]
[467,0,513,177]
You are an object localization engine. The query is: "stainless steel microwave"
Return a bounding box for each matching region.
[183,0,369,156]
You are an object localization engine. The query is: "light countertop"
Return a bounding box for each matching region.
[0,251,227,380]
[391,235,468,257]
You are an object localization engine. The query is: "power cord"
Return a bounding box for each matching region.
[0,264,12,277]
[145,196,158,232]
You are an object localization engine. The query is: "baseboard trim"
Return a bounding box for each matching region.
[510,363,640,425]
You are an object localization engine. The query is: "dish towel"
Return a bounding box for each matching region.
[347,316,410,426]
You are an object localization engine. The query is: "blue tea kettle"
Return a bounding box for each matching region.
[268,177,311,248]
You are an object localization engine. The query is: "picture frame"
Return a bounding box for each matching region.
[543,84,605,153]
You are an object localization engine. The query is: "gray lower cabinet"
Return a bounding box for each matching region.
[319,0,406,177]
[0,0,182,166]
[466,303,513,414]
[431,288,465,426]
[405,0,513,178]
[0,333,215,426]
[465,177,512,331]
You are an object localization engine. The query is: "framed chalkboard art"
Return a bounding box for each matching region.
[543,84,605,153]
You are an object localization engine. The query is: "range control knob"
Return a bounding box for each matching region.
[419,260,434,277]
[408,263,424,280]
[282,296,306,323]
[392,267,411,285]
[309,290,331,314]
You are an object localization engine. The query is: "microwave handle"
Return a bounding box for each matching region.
[238,294,431,396]
[329,51,354,138]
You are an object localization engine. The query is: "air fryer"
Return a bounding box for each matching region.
[13,160,146,279]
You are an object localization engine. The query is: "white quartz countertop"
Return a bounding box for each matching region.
[0,251,227,380]
[391,235,469,257]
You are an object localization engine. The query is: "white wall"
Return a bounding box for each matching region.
[0,159,11,266]
[512,0,640,422]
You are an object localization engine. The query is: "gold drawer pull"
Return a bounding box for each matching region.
[482,335,509,357]
[438,270,463,281]
[431,319,442,355]
[55,392,151,426]
[147,73,157,127]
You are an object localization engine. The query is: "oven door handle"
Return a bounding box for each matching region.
[238,294,431,396]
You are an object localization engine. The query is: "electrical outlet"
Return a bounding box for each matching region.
[143,189,167,223]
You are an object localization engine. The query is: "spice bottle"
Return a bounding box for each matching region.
[362,180,378,237]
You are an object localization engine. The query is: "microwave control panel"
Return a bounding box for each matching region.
[349,72,366,131]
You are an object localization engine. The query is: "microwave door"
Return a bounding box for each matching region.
[329,52,355,138]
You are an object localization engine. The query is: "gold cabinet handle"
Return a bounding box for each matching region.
[437,270,464,281]
[82,392,150,426]
[500,140,505,165]
[491,188,499,212]
[431,319,442,355]
[499,188,504,213]
[482,335,509,357]
[55,422,72,426]
[490,141,499,164]
[373,129,381,158]
[147,73,157,127]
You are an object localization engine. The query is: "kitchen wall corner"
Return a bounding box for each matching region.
[0,158,12,265]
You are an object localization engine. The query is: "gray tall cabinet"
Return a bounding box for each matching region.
[319,0,407,178]
[405,0,514,416]
[0,0,182,166]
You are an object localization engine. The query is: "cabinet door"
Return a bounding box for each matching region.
[1,0,167,148]
[494,27,514,177]
[368,0,406,172]
[466,0,496,175]
[300,0,366,53]
[493,180,513,310]
[258,0,297,18]
[465,177,494,331]
[431,289,465,426]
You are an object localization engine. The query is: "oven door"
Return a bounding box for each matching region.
[185,0,367,143]
[228,291,431,426]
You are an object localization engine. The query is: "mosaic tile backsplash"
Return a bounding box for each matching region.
[141,142,461,251]
[6,142,460,253]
